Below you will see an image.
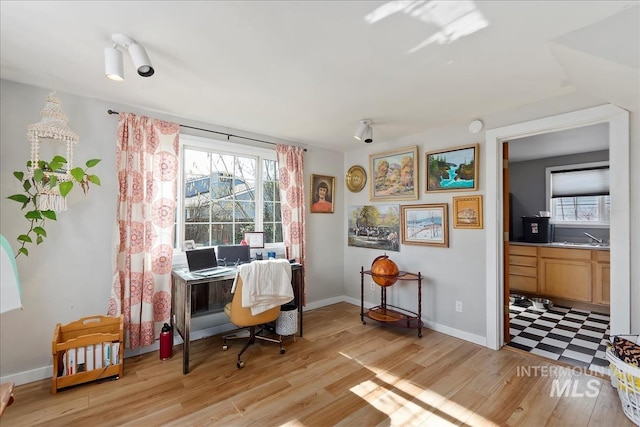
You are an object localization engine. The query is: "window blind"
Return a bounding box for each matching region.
[550,166,609,198]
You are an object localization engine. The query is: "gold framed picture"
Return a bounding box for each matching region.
[453,195,483,229]
[400,203,449,247]
[426,143,479,192]
[310,174,335,213]
[369,146,418,201]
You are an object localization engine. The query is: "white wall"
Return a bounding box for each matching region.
[0,79,344,384]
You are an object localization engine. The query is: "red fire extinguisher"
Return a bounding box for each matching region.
[160,323,173,360]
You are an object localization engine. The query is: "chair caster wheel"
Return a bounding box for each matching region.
[280,348,286,354]
[237,360,244,369]
[223,344,228,351]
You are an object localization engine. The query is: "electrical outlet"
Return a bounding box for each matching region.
[370,282,376,291]
[456,301,463,312]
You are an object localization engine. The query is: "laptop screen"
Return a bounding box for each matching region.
[185,248,218,272]
[217,245,251,264]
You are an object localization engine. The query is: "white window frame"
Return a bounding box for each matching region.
[545,160,609,228]
[176,133,282,249]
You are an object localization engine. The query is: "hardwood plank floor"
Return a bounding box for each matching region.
[2,302,634,426]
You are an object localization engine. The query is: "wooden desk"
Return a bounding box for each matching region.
[171,263,304,374]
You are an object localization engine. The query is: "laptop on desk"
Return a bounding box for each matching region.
[217,245,251,266]
[185,248,234,277]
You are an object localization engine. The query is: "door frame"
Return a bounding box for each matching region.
[485,104,630,350]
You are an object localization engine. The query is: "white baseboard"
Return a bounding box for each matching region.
[3,296,488,386]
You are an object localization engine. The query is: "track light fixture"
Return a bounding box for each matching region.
[354,119,372,141]
[104,34,154,81]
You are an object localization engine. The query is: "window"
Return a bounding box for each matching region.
[177,135,282,248]
[546,161,609,226]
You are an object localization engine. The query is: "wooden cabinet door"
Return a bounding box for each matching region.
[593,262,611,305]
[539,258,592,302]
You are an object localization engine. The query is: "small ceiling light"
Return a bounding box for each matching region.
[105,34,155,81]
[468,119,484,134]
[104,46,124,81]
[354,119,372,141]
[363,124,373,143]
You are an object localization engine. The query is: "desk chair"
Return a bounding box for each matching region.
[223,276,285,369]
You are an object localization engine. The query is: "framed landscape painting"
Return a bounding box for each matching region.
[453,195,483,229]
[426,143,478,192]
[400,204,448,247]
[369,146,418,201]
[347,204,400,252]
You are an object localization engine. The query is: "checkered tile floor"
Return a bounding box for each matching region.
[507,302,610,376]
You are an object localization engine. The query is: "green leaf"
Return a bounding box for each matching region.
[25,210,42,220]
[86,159,101,168]
[49,159,64,172]
[18,247,28,256]
[59,181,73,197]
[33,169,45,183]
[13,171,24,181]
[23,180,32,191]
[17,234,32,243]
[33,227,47,237]
[49,175,58,187]
[8,194,29,204]
[41,210,57,220]
[36,235,44,245]
[88,175,101,186]
[51,155,67,164]
[70,167,84,182]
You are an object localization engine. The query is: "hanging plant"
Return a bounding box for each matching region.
[7,155,101,257]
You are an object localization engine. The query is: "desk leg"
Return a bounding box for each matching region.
[183,283,192,375]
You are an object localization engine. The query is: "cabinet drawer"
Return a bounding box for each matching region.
[510,265,537,277]
[593,250,610,262]
[509,255,537,267]
[509,245,537,256]
[538,247,591,261]
[510,275,537,293]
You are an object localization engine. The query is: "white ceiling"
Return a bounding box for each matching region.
[1,1,638,152]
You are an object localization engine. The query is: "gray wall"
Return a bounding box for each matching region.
[0,79,344,383]
[509,150,610,242]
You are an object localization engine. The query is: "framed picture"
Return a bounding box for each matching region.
[400,204,449,247]
[425,143,479,192]
[244,232,264,248]
[453,195,483,229]
[182,240,196,251]
[347,204,400,252]
[369,146,418,201]
[310,174,335,213]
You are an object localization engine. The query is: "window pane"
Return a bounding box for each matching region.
[552,195,609,223]
[236,201,255,222]
[185,223,210,247]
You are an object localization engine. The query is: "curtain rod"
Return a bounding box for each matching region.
[107,109,306,151]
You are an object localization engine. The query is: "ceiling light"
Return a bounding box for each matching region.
[363,125,373,143]
[105,34,155,81]
[354,119,372,140]
[104,46,124,81]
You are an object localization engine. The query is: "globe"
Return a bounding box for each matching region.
[371,255,399,287]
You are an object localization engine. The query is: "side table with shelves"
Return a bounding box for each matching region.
[360,267,423,337]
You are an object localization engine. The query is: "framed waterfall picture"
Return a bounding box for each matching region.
[425,143,478,192]
[369,145,418,201]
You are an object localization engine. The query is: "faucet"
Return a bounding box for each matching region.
[584,232,603,244]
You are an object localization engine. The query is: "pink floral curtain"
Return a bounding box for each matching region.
[276,144,306,303]
[108,113,180,348]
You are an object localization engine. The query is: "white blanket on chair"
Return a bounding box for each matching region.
[233,259,293,315]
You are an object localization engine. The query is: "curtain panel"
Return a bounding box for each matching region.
[276,144,306,304]
[108,113,180,348]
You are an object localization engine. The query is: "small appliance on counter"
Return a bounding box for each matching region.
[522,216,554,243]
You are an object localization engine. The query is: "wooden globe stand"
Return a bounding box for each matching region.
[360,266,423,337]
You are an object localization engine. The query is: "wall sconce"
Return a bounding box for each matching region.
[104,34,154,81]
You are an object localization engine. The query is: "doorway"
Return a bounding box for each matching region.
[484,104,630,350]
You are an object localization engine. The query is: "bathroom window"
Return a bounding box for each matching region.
[546,161,609,227]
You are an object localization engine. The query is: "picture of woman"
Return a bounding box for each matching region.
[310,174,335,213]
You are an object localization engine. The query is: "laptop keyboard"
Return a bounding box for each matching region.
[193,267,234,277]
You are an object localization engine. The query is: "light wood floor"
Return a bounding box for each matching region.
[2,302,633,426]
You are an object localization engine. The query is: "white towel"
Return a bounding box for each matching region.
[233,259,293,315]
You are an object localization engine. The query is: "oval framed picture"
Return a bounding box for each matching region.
[346,165,367,193]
